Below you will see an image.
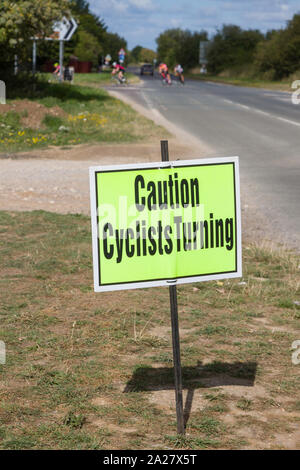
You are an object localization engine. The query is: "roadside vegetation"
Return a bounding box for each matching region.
[0,75,162,154]
[69,71,140,87]
[0,211,299,449]
[156,15,300,88]
[0,1,127,75]
[186,72,295,92]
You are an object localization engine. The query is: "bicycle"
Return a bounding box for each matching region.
[161,74,172,86]
[111,75,129,86]
[177,73,184,85]
[172,72,184,86]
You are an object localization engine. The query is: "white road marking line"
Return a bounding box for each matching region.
[276,116,300,127]
[264,95,292,103]
[222,98,300,127]
[263,92,291,97]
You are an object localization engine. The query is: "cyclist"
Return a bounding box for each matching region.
[53,62,61,80]
[174,64,184,84]
[159,63,171,85]
[112,62,126,83]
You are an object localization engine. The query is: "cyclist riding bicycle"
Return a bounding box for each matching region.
[159,63,171,85]
[53,62,61,80]
[174,64,184,84]
[112,62,126,83]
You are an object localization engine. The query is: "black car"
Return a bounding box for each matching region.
[140,63,154,76]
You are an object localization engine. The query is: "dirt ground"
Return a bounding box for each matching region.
[1,102,299,449]
[0,100,66,128]
[0,138,272,247]
[0,139,199,212]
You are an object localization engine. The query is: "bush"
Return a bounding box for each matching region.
[254,14,300,79]
[207,25,264,75]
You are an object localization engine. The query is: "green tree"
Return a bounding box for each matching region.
[139,48,156,63]
[102,32,127,63]
[0,0,70,70]
[131,45,143,63]
[35,0,108,70]
[254,14,300,79]
[156,28,207,69]
[71,0,89,15]
[207,25,264,74]
[0,1,70,49]
[74,30,102,64]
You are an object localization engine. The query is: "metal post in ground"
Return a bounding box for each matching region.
[160,140,185,435]
[59,40,64,83]
[32,40,37,75]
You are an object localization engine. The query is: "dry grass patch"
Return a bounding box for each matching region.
[0,211,299,449]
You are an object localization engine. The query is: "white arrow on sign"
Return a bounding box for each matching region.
[52,16,78,41]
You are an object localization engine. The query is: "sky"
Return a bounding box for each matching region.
[88,0,300,50]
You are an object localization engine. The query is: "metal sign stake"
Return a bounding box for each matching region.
[160,140,185,435]
[32,40,37,75]
[59,40,64,83]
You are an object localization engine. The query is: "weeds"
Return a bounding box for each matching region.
[0,75,166,153]
[0,211,299,449]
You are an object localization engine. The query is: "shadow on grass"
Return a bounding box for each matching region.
[124,361,257,427]
[5,73,111,104]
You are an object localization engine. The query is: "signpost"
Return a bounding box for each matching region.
[53,17,77,82]
[32,16,77,80]
[32,40,37,75]
[118,48,126,64]
[161,141,184,434]
[89,142,242,434]
[199,40,209,74]
[51,16,78,42]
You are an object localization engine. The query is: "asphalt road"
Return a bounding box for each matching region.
[109,70,300,248]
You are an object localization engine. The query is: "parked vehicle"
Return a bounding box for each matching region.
[140,63,154,76]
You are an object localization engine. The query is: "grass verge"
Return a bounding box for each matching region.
[0,74,163,154]
[187,73,295,92]
[69,71,140,87]
[0,211,299,449]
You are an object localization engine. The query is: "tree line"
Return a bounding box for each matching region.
[0,0,127,73]
[1,1,299,80]
[156,13,300,80]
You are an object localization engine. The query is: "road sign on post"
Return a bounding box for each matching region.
[89,145,242,434]
[51,16,78,41]
[32,17,77,81]
[199,40,209,65]
[32,40,37,75]
[118,48,126,64]
[59,39,64,83]
[90,156,241,291]
[52,17,77,82]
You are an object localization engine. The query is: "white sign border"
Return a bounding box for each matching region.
[89,156,242,292]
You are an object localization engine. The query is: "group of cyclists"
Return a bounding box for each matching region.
[52,60,184,86]
[111,61,184,85]
[158,63,184,85]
